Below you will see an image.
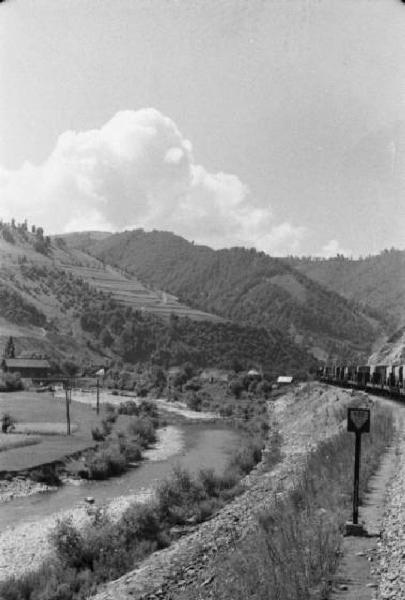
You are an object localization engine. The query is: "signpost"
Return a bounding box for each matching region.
[347,407,370,526]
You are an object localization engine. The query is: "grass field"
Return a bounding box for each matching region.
[0,391,108,472]
[0,434,41,453]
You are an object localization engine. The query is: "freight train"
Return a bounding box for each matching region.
[317,363,405,399]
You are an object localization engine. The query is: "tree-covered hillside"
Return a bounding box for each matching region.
[79,297,316,375]
[0,221,314,375]
[82,229,385,360]
[285,249,405,325]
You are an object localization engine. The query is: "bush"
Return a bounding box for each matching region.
[29,465,61,486]
[86,443,126,479]
[127,416,156,448]
[1,413,16,433]
[228,438,264,475]
[115,434,142,462]
[185,391,202,411]
[0,373,23,392]
[104,403,117,424]
[157,467,206,525]
[91,426,105,442]
[118,401,139,416]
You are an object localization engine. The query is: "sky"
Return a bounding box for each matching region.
[0,0,404,257]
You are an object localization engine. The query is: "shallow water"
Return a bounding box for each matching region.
[0,423,241,531]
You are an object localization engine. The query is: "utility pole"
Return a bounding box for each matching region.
[64,380,71,435]
[96,377,100,415]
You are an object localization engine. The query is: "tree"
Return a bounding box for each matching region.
[62,360,79,377]
[4,336,15,358]
[100,327,114,348]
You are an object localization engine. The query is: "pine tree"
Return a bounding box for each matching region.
[4,336,15,358]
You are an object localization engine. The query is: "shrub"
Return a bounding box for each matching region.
[104,403,117,424]
[116,435,142,462]
[118,401,139,416]
[1,413,16,433]
[228,438,264,475]
[29,466,61,486]
[127,416,156,448]
[86,443,126,479]
[138,399,159,424]
[101,419,113,437]
[2,373,23,392]
[91,426,105,442]
[157,467,206,524]
[185,391,202,411]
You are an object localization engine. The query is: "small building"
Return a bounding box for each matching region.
[1,357,51,379]
[277,375,293,385]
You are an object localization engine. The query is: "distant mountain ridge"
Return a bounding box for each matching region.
[68,228,390,362]
[285,250,405,324]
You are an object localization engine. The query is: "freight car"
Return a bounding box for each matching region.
[317,363,405,399]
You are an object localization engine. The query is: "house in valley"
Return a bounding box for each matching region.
[1,357,51,379]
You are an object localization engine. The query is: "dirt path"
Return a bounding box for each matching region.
[327,397,404,600]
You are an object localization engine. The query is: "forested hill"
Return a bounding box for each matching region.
[70,229,387,361]
[0,220,314,375]
[284,249,405,325]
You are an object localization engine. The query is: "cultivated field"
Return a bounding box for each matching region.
[0,391,106,472]
[62,265,224,322]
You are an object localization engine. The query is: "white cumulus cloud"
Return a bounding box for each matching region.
[320,239,352,258]
[0,108,304,254]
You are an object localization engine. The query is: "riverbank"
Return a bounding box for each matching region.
[0,424,184,581]
[93,384,388,600]
[0,477,53,504]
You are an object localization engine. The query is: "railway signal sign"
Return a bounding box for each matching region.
[347,407,370,526]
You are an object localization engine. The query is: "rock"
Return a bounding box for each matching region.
[201,574,215,587]
[85,496,95,504]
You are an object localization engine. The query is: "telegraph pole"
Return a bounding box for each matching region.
[64,380,71,435]
[96,377,100,415]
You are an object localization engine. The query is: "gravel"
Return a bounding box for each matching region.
[375,428,405,599]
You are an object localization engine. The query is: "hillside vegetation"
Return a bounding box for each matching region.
[76,229,386,361]
[0,221,312,375]
[285,249,404,324]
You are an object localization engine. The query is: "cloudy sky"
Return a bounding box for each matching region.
[1,0,404,257]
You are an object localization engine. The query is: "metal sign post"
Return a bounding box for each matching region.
[347,407,370,525]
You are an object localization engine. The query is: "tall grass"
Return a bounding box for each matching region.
[177,401,394,600]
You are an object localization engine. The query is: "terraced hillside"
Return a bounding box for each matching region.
[70,228,388,362]
[0,222,311,375]
[62,264,224,322]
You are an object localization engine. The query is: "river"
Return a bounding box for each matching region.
[0,421,241,532]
